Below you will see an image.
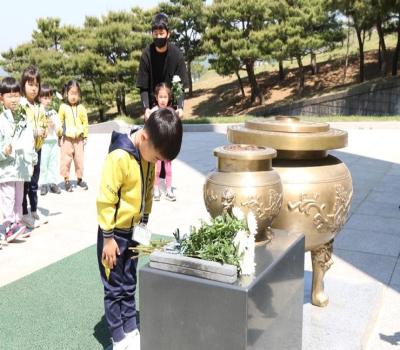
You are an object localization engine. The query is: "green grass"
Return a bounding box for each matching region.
[0,236,167,350]
[116,114,400,125]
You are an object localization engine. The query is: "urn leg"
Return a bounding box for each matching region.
[311,240,334,307]
[255,227,274,246]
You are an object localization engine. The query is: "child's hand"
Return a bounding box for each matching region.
[102,237,120,269]
[3,144,12,156]
[144,108,151,121]
[176,108,184,119]
[58,137,62,147]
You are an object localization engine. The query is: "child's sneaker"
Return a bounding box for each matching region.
[0,233,8,247]
[65,180,73,192]
[22,214,38,229]
[0,233,6,248]
[165,189,176,202]
[9,223,27,239]
[125,329,140,350]
[153,187,161,201]
[77,179,88,190]
[40,184,49,196]
[49,183,61,194]
[112,336,129,350]
[20,226,31,238]
[5,224,23,242]
[32,211,48,225]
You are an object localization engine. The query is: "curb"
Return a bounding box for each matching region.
[88,120,400,135]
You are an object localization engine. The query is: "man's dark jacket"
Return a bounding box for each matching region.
[136,42,188,109]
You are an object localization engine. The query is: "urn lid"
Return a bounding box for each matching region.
[214,144,276,160]
[227,116,347,152]
[247,116,329,133]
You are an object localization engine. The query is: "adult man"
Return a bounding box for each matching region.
[137,13,188,119]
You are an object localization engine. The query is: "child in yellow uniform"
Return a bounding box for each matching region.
[20,66,48,229]
[97,108,182,350]
[58,80,88,192]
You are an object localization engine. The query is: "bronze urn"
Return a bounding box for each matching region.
[203,144,283,244]
[227,117,353,307]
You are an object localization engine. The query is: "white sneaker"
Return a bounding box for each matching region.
[31,212,48,225]
[165,189,176,201]
[153,187,161,201]
[125,329,140,350]
[22,214,38,229]
[112,336,129,350]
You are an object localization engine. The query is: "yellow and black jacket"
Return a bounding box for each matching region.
[58,103,88,139]
[24,103,47,151]
[97,130,155,238]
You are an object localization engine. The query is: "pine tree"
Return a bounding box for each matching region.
[278,0,344,92]
[336,0,375,82]
[204,0,270,104]
[159,0,207,97]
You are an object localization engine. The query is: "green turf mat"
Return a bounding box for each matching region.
[0,235,170,350]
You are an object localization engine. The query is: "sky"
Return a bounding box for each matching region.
[0,0,162,53]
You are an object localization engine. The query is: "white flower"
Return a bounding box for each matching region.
[172,75,181,83]
[234,229,256,275]
[231,206,245,221]
[233,229,248,254]
[55,92,63,100]
[246,211,258,237]
[19,97,29,106]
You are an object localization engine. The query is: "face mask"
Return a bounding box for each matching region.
[154,37,168,48]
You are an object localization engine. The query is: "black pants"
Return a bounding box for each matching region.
[22,149,41,215]
[97,228,139,342]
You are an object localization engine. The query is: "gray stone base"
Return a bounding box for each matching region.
[139,230,305,350]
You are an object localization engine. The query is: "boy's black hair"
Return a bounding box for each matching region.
[40,84,53,97]
[144,107,182,161]
[0,77,20,95]
[21,65,41,100]
[152,13,169,32]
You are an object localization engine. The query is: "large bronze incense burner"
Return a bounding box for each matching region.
[204,144,283,244]
[227,117,353,307]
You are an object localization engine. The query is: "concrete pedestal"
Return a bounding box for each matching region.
[139,229,304,350]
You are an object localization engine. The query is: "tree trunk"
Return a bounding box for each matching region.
[376,18,388,76]
[235,70,246,98]
[279,59,285,81]
[355,27,365,82]
[245,61,264,104]
[99,108,105,122]
[378,41,382,71]
[392,14,400,76]
[116,92,122,115]
[296,55,305,93]
[187,60,193,97]
[343,19,351,82]
[310,52,318,75]
[121,89,127,115]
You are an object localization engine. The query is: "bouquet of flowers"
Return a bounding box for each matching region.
[171,75,184,107]
[12,98,29,137]
[131,208,257,276]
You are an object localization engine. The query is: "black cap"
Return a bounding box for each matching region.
[151,13,169,31]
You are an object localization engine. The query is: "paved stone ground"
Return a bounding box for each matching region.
[1,121,399,349]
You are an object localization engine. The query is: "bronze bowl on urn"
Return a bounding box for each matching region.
[203,144,283,244]
[228,117,353,307]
